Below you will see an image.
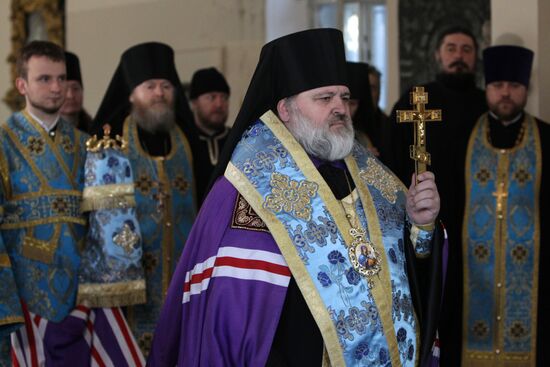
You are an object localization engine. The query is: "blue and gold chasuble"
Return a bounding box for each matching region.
[462,114,541,367]
[122,118,196,354]
[0,111,87,325]
[77,134,146,308]
[225,111,433,366]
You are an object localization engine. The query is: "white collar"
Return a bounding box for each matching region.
[27,109,60,132]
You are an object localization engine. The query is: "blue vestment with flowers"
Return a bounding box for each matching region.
[77,135,146,308]
[0,111,87,362]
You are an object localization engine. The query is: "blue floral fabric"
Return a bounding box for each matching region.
[79,146,144,303]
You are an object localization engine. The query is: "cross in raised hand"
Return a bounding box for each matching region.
[396,87,442,182]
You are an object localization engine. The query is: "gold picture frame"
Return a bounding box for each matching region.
[3,0,64,112]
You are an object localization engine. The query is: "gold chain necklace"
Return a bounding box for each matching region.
[342,171,381,288]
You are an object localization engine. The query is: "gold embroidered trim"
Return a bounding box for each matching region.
[81,183,136,212]
[0,216,86,230]
[10,189,82,200]
[345,155,402,367]
[359,157,402,204]
[264,172,318,221]
[0,253,12,267]
[0,316,24,327]
[22,235,56,264]
[77,279,146,308]
[231,193,269,233]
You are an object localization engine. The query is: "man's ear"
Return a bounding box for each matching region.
[15,77,27,96]
[277,98,290,123]
[129,91,135,104]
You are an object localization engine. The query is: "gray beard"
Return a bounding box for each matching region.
[286,105,355,161]
[131,104,175,134]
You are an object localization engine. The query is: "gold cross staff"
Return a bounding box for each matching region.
[396,87,442,182]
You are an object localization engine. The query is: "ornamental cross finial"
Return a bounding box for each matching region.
[396,87,442,182]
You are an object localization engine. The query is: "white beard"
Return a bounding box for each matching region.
[131,102,175,134]
[286,103,355,161]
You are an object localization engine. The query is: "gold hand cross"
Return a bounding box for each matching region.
[396,87,442,182]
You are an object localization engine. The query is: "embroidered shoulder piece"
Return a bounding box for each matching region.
[359,157,402,204]
[231,193,269,233]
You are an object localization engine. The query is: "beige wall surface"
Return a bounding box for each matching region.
[66,0,265,126]
[491,0,550,122]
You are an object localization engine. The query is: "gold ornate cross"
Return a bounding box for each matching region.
[396,87,442,182]
[492,182,508,219]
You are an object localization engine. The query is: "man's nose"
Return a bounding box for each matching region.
[154,85,165,97]
[51,80,64,93]
[501,83,511,95]
[332,97,347,114]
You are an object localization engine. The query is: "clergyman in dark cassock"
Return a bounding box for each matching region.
[381,28,488,365]
[188,67,231,204]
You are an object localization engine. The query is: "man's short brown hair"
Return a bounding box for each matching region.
[16,41,65,79]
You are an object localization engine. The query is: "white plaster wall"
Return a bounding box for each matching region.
[0,1,12,122]
[66,0,265,126]
[265,0,310,42]
[491,0,550,121]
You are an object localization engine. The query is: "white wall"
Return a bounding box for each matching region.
[266,0,310,42]
[491,0,550,121]
[66,0,265,126]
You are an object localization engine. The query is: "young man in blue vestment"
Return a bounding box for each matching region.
[0,41,144,366]
[457,45,550,367]
[149,28,446,367]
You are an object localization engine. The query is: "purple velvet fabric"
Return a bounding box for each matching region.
[147,177,289,366]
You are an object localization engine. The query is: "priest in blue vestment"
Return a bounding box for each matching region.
[0,41,145,366]
[148,28,446,367]
[456,45,550,367]
[91,42,196,357]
